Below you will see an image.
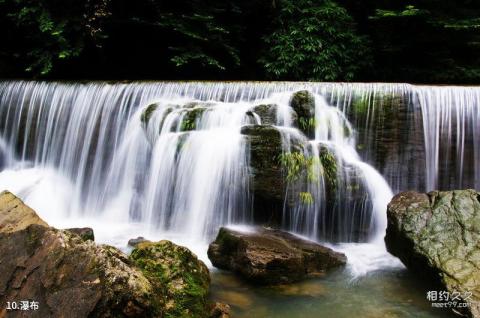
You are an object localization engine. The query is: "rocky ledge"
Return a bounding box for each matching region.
[0,191,219,318]
[385,189,480,318]
[208,227,346,285]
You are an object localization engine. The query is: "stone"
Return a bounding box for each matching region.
[208,227,346,285]
[290,90,316,137]
[251,104,278,125]
[130,240,211,318]
[385,189,480,318]
[0,190,47,233]
[128,236,151,247]
[66,227,95,241]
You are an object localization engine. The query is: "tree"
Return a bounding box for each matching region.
[259,0,371,81]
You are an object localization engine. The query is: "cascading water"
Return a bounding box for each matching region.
[0,81,478,273]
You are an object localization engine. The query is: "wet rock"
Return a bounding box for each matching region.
[251,104,278,125]
[385,190,480,318]
[0,190,47,233]
[209,302,231,318]
[140,103,159,125]
[128,236,151,247]
[65,227,95,241]
[241,125,286,225]
[208,227,346,285]
[290,90,316,137]
[130,240,211,318]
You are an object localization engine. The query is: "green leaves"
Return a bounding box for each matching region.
[260,0,370,81]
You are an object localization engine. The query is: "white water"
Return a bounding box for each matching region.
[0,81,478,276]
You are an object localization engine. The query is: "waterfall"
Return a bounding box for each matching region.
[0,81,478,269]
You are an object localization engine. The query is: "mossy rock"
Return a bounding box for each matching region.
[180,107,206,131]
[386,190,480,318]
[290,90,316,137]
[130,240,211,318]
[141,103,159,125]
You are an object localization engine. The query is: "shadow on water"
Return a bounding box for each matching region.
[210,267,457,318]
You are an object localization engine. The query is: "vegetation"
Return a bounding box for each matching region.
[1,0,479,83]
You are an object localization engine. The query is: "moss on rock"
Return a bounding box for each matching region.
[130,240,211,318]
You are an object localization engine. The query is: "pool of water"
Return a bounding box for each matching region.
[210,268,455,318]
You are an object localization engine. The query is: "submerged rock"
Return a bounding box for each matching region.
[385,190,480,318]
[65,227,95,241]
[130,240,211,318]
[208,227,346,285]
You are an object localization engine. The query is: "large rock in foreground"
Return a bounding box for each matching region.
[385,190,480,317]
[0,224,159,318]
[0,191,213,318]
[208,227,346,285]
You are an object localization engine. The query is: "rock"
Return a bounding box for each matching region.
[0,190,47,233]
[128,236,151,247]
[241,125,286,225]
[0,192,217,318]
[140,103,159,125]
[0,224,161,317]
[208,227,346,285]
[385,190,480,318]
[290,90,316,137]
[209,302,231,318]
[65,227,95,241]
[251,104,278,125]
[130,240,211,318]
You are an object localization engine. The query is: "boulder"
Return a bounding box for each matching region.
[0,224,161,318]
[385,190,480,318]
[65,227,95,241]
[208,227,346,285]
[130,240,211,318]
[0,190,47,233]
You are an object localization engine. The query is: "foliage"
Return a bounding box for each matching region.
[0,0,479,83]
[278,151,319,183]
[0,0,111,76]
[259,0,371,81]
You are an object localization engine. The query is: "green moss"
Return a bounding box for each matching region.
[180,107,206,131]
[130,241,210,318]
[319,148,338,193]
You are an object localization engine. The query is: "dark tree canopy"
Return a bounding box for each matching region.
[0,0,479,83]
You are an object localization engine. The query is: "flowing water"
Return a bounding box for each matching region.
[0,81,478,317]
